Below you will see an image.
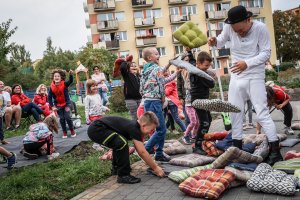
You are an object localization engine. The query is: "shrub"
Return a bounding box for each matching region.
[265,70,278,82]
[109,86,128,112]
[279,62,295,71]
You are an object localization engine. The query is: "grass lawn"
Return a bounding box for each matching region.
[0,106,181,200]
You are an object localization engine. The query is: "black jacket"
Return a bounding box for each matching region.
[190,73,215,102]
[121,62,142,100]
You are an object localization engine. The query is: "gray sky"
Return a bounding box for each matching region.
[0,0,299,60]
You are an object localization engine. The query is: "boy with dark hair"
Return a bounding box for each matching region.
[190,52,215,155]
[87,111,165,184]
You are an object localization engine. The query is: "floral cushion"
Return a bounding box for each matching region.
[168,164,213,183]
[212,147,263,169]
[247,163,298,195]
[169,153,216,167]
[172,21,207,49]
[192,99,241,113]
[285,150,300,161]
[225,166,253,182]
[163,140,186,155]
[179,169,235,199]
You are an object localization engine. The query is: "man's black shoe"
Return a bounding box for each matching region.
[192,147,207,155]
[117,175,141,184]
[155,155,170,162]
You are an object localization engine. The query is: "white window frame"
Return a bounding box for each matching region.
[153,28,164,37]
[153,9,162,18]
[254,17,265,23]
[175,45,184,55]
[98,13,114,21]
[157,47,166,56]
[117,31,127,41]
[115,12,125,21]
[182,5,197,15]
[119,51,129,58]
[170,7,180,15]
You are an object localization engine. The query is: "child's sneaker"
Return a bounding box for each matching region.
[23,151,39,160]
[182,136,192,145]
[62,132,68,139]
[284,127,294,135]
[7,153,16,170]
[70,130,76,138]
[155,154,170,162]
[48,152,60,160]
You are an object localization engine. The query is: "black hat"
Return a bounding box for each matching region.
[225,5,253,24]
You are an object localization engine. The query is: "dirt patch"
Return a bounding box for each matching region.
[69,141,98,159]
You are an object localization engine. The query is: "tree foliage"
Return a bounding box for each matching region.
[0,19,17,61]
[273,10,300,62]
[76,47,117,80]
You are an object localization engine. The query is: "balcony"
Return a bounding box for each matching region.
[134,17,155,27]
[168,0,189,5]
[170,14,191,24]
[207,29,222,37]
[136,36,157,47]
[132,0,153,8]
[247,7,260,16]
[206,10,227,20]
[97,20,119,31]
[94,0,115,11]
[98,40,120,50]
[218,48,230,57]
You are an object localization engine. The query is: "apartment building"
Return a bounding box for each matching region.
[84,0,277,75]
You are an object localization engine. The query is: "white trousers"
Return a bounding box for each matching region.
[228,78,278,142]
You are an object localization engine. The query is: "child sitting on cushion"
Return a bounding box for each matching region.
[190,52,215,155]
[87,111,165,184]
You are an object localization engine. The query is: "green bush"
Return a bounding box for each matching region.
[279,62,295,71]
[265,70,278,81]
[109,86,127,112]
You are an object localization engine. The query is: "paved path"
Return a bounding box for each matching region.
[72,102,300,200]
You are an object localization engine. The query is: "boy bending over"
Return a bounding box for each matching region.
[87,111,165,184]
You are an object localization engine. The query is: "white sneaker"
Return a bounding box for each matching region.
[172,130,180,135]
[284,127,294,135]
[48,152,60,160]
[62,135,68,139]
[71,133,77,138]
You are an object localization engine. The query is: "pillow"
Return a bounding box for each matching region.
[280,138,300,147]
[228,162,258,172]
[170,59,214,81]
[295,169,300,178]
[172,21,207,49]
[225,166,253,182]
[252,139,269,160]
[204,131,228,141]
[277,133,287,141]
[242,134,267,145]
[202,141,224,157]
[212,147,263,169]
[168,164,213,183]
[179,169,235,199]
[163,140,186,155]
[192,99,241,113]
[247,163,298,195]
[273,158,300,174]
[169,153,216,167]
[285,150,300,160]
[291,122,300,130]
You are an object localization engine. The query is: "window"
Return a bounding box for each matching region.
[240,0,263,8]
[115,12,125,21]
[221,3,230,10]
[153,28,164,37]
[138,49,143,58]
[182,5,197,15]
[153,9,162,18]
[98,13,114,21]
[170,7,180,15]
[205,3,230,11]
[134,11,143,18]
[205,3,214,12]
[119,51,129,58]
[254,17,265,23]
[117,31,127,41]
[175,45,184,55]
[157,47,166,56]
[171,25,180,32]
[100,33,112,41]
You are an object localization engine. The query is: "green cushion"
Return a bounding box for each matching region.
[273,158,300,174]
[172,21,207,49]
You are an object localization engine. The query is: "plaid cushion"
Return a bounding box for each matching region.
[179,169,236,199]
[204,131,228,141]
[163,140,187,155]
[170,153,216,167]
[285,150,300,161]
[247,163,298,195]
[212,147,263,169]
[168,164,213,183]
[202,141,224,156]
[225,166,253,182]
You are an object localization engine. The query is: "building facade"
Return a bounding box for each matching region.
[84,0,277,75]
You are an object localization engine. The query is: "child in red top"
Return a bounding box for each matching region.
[11,84,43,122]
[34,84,51,117]
[48,69,75,139]
[257,82,294,135]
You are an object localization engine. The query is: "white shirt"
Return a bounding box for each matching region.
[91,73,106,88]
[216,21,271,80]
[84,94,109,119]
[2,91,11,102]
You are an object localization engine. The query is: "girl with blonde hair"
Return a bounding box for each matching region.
[33,84,51,117]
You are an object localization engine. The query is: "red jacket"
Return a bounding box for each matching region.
[33,94,48,106]
[11,94,31,107]
[273,85,290,104]
[164,80,182,111]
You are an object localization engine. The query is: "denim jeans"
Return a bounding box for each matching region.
[144,100,166,157]
[99,89,108,106]
[22,102,43,121]
[168,104,186,132]
[57,106,73,132]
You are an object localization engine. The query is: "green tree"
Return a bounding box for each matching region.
[273,10,300,62]
[76,47,117,80]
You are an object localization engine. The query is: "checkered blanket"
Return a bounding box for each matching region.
[179,169,236,199]
[169,153,216,167]
[204,131,228,141]
[202,141,224,157]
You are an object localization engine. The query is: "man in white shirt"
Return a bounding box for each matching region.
[208,5,282,165]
